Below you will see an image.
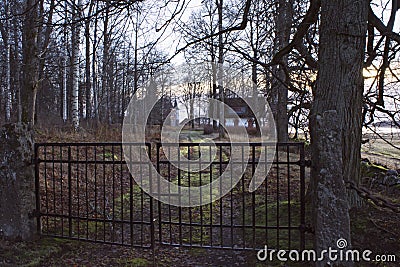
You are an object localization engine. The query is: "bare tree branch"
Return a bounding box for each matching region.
[271,0,321,66]
[368,5,400,44]
[164,0,251,63]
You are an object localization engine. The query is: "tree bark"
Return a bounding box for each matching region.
[310,0,368,264]
[21,0,39,125]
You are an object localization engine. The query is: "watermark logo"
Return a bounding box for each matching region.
[257,238,396,263]
[122,63,277,207]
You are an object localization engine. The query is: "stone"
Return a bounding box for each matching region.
[0,123,36,240]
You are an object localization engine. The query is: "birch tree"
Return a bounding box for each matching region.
[71,0,82,130]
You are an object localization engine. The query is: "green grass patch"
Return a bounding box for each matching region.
[117,257,150,267]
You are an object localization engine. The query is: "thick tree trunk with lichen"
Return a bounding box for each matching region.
[0,123,36,240]
[310,0,368,265]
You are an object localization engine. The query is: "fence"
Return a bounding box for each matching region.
[34,142,308,251]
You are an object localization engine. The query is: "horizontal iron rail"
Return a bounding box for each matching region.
[39,214,152,225]
[43,234,152,248]
[35,142,151,146]
[157,221,302,230]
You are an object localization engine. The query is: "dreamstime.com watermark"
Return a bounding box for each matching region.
[257,238,396,263]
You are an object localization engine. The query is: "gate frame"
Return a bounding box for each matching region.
[34,142,308,251]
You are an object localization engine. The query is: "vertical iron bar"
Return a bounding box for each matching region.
[209,145,213,247]
[252,145,256,249]
[129,145,133,246]
[157,144,162,245]
[188,144,192,246]
[168,147,172,244]
[94,146,98,240]
[112,145,115,242]
[60,146,64,236]
[276,145,280,249]
[178,145,182,246]
[120,145,124,244]
[103,145,106,242]
[265,144,268,244]
[68,146,72,238]
[287,145,291,250]
[148,144,155,249]
[34,144,41,234]
[43,146,48,232]
[140,145,144,245]
[199,144,203,247]
[48,146,53,232]
[241,145,245,249]
[230,144,233,249]
[76,146,80,239]
[219,144,223,247]
[85,146,89,240]
[300,143,306,251]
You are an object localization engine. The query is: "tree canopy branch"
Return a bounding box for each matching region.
[271,0,321,66]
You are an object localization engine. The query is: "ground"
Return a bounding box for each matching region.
[1,125,399,266]
[1,204,398,266]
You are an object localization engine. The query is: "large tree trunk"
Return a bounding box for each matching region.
[21,0,39,125]
[310,0,368,264]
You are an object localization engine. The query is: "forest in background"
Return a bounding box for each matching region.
[0,0,398,141]
[1,1,400,266]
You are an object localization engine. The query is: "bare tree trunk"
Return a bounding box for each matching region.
[21,0,39,125]
[273,0,291,142]
[92,2,99,125]
[71,0,82,130]
[211,49,217,130]
[310,0,368,263]
[102,1,111,125]
[85,9,92,121]
[5,0,11,122]
[62,1,68,123]
[63,55,68,122]
[217,0,225,138]
[13,2,21,123]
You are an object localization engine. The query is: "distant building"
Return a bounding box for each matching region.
[147,96,177,125]
[214,89,266,128]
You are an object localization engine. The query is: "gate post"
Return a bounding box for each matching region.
[0,123,36,240]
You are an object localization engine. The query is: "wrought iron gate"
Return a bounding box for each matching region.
[34,142,308,251]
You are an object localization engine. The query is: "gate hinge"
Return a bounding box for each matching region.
[300,224,315,234]
[298,160,312,167]
[28,210,41,219]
